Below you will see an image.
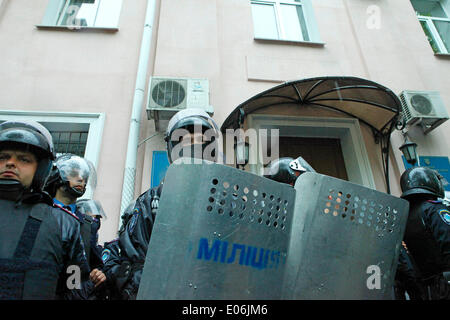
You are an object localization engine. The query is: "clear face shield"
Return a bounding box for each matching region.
[56,155,97,197]
[166,109,221,164]
[76,199,106,219]
[169,124,219,164]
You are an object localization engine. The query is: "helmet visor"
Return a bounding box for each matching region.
[77,199,107,219]
[56,155,97,191]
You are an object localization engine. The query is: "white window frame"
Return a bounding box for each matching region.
[247,114,376,190]
[0,110,105,199]
[413,0,450,54]
[250,0,322,44]
[38,0,122,31]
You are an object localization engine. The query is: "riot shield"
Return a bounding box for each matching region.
[282,172,409,299]
[137,161,296,299]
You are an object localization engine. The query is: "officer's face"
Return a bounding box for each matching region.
[182,132,204,145]
[0,149,38,188]
[66,169,87,192]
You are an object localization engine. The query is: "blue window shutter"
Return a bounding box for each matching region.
[151,151,170,188]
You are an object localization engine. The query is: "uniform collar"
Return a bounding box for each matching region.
[53,198,78,215]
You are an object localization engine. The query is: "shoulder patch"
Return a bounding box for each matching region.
[439,209,450,226]
[53,203,80,221]
[102,249,111,263]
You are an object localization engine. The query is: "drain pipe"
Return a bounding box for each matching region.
[119,0,157,222]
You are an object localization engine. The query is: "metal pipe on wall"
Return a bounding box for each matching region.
[119,0,157,227]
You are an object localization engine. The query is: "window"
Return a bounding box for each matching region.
[250,0,322,43]
[48,123,89,157]
[411,0,450,54]
[40,0,122,29]
[0,110,105,198]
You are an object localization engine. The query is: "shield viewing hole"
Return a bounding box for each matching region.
[323,189,399,238]
[206,178,289,232]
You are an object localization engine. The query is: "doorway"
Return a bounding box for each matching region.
[247,115,376,189]
[278,137,348,180]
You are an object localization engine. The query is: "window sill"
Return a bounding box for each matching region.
[435,52,450,59]
[35,25,119,33]
[254,37,325,48]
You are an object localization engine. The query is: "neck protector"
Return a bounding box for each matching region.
[0,179,25,202]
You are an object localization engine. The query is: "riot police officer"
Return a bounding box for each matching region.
[45,154,106,298]
[100,200,136,300]
[76,199,107,271]
[399,166,450,300]
[46,153,97,214]
[0,120,89,299]
[76,198,108,299]
[118,108,221,299]
[264,156,316,186]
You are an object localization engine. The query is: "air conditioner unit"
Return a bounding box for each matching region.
[146,77,214,131]
[399,90,449,134]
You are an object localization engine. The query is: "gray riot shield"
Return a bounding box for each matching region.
[137,161,296,299]
[282,172,409,299]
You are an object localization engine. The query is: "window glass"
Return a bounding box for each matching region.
[251,0,319,42]
[412,1,450,53]
[420,20,441,52]
[251,3,279,39]
[280,3,309,41]
[55,0,122,28]
[434,19,450,51]
[411,0,447,17]
[58,0,99,27]
[94,0,123,28]
[51,130,89,157]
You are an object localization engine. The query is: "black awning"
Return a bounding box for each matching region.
[220,76,402,138]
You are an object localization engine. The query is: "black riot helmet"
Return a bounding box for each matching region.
[400,166,445,200]
[264,156,316,186]
[0,120,55,194]
[164,108,220,163]
[45,153,97,198]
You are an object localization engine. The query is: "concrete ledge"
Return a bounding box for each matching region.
[35,25,119,33]
[435,53,450,59]
[254,37,325,48]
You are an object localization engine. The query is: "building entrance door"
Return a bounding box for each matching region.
[278,137,348,180]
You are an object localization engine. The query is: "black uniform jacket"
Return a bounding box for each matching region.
[52,204,92,299]
[117,183,162,299]
[404,199,450,277]
[0,195,89,299]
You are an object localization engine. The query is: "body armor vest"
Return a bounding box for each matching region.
[79,215,93,264]
[0,201,61,300]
